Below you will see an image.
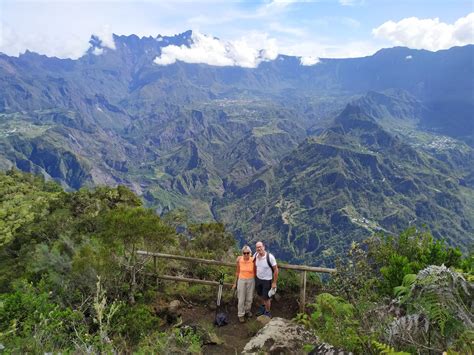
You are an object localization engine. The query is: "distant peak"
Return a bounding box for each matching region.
[373,46,429,58]
[89,35,101,48]
[338,103,369,119]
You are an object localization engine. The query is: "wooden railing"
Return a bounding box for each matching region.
[137,250,336,312]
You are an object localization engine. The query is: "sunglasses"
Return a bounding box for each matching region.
[243,252,250,255]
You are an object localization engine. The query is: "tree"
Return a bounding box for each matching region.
[98,207,175,304]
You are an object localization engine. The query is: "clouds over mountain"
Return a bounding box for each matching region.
[0,21,116,59]
[373,12,474,51]
[299,56,319,66]
[0,21,90,59]
[153,31,278,68]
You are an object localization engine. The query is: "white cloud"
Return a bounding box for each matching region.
[405,55,412,60]
[339,0,365,6]
[92,47,104,56]
[279,37,379,59]
[154,31,278,68]
[0,21,90,59]
[372,12,474,51]
[0,1,179,59]
[93,26,116,50]
[300,56,320,66]
[266,0,300,10]
[0,20,117,58]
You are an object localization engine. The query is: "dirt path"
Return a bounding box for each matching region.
[180,295,299,354]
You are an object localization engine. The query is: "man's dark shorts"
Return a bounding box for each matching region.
[255,277,272,300]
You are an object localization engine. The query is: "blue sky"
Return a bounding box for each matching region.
[0,0,473,63]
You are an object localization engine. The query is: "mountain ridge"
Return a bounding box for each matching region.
[0,35,473,263]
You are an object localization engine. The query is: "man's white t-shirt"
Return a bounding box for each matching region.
[255,252,277,280]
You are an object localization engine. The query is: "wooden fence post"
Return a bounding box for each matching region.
[153,256,157,286]
[299,270,307,313]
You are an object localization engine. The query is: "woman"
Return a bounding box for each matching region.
[232,245,256,323]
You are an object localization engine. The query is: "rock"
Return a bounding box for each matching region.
[155,300,182,324]
[309,343,353,354]
[168,300,181,313]
[242,317,319,354]
[152,298,168,315]
[167,300,181,322]
[256,314,272,325]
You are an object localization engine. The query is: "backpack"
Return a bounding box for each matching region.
[214,311,228,327]
[253,251,275,275]
[214,280,229,327]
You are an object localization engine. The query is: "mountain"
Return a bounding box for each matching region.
[0,32,473,263]
[216,96,474,264]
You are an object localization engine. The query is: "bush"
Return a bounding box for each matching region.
[296,293,363,352]
[111,304,162,347]
[0,280,85,353]
[367,227,462,295]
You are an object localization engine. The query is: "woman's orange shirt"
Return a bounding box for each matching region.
[238,256,255,279]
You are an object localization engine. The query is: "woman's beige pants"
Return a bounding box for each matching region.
[237,278,255,317]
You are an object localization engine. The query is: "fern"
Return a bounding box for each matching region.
[389,265,473,352]
[372,340,410,354]
[418,292,449,336]
[393,273,417,300]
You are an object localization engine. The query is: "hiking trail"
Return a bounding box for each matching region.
[179,295,299,354]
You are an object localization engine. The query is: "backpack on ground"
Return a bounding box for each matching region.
[214,280,228,327]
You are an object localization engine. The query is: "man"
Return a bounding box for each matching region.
[254,241,278,318]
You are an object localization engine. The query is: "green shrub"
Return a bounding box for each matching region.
[0,280,84,353]
[135,331,171,353]
[277,269,300,293]
[371,341,410,354]
[111,304,161,347]
[367,227,462,295]
[296,293,363,352]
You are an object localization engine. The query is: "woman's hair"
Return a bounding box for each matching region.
[242,245,252,254]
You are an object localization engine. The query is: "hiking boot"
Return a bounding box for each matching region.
[238,316,245,323]
[245,311,253,318]
[263,310,272,318]
[256,305,265,316]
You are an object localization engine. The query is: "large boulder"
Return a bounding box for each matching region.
[242,317,318,354]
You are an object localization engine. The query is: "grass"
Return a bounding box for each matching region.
[252,124,285,137]
[245,319,264,337]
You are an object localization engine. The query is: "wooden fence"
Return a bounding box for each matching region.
[137,251,336,312]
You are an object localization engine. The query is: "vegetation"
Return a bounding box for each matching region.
[0,169,237,352]
[1,169,472,353]
[296,227,473,354]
